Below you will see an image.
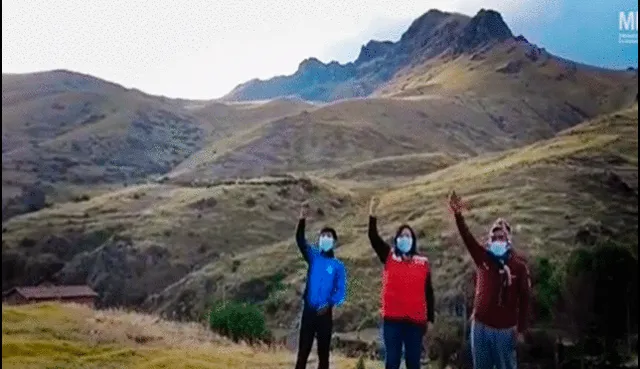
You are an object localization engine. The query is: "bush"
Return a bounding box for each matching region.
[531,257,562,322]
[208,301,270,344]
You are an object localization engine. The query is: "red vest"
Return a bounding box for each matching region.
[381,252,430,325]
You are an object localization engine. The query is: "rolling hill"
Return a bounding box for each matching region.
[140,105,639,332]
[1,74,316,220]
[2,6,638,355]
[2,104,636,333]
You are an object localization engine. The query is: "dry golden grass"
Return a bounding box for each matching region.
[1,72,317,207]
[2,302,382,369]
[377,41,637,114]
[192,105,638,329]
[325,152,466,184]
[2,177,355,261]
[3,58,636,207]
[2,106,636,334]
[169,44,637,184]
[340,105,638,306]
[168,95,537,183]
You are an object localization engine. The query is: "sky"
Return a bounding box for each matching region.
[2,0,638,100]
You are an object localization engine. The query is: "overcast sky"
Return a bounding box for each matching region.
[2,0,637,99]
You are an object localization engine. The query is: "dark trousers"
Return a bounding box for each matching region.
[295,305,333,369]
[382,320,424,369]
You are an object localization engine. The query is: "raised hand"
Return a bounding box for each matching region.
[448,190,465,214]
[300,201,310,219]
[369,196,380,216]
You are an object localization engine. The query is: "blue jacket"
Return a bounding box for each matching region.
[295,219,347,311]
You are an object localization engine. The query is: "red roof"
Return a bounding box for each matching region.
[4,285,98,300]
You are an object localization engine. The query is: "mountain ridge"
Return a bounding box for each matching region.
[222,9,516,102]
[221,8,631,103]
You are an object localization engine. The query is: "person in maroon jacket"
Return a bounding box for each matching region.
[448,190,531,369]
[367,196,435,369]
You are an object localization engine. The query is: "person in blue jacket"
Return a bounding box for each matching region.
[294,201,347,369]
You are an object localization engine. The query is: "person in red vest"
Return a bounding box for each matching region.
[448,190,531,369]
[367,196,435,369]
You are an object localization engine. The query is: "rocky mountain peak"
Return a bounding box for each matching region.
[355,40,395,64]
[297,57,326,73]
[400,9,452,43]
[456,9,513,52]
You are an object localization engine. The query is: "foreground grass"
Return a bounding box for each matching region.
[2,303,382,369]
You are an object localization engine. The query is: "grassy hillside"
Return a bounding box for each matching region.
[167,91,612,184]
[325,152,465,186]
[2,93,637,333]
[1,72,316,220]
[3,50,636,202]
[1,176,355,308]
[189,98,318,140]
[171,39,637,184]
[2,302,379,369]
[69,106,637,333]
[378,39,637,111]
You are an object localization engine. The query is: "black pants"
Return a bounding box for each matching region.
[294,305,333,369]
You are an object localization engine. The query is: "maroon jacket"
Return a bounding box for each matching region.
[455,213,531,333]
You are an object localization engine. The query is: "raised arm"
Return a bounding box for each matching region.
[330,263,347,308]
[449,191,487,266]
[368,197,391,263]
[425,269,435,324]
[295,203,314,263]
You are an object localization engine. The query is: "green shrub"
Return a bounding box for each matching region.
[208,301,270,343]
[532,257,562,322]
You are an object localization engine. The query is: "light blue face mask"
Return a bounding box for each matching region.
[488,241,509,257]
[396,236,413,254]
[318,236,335,252]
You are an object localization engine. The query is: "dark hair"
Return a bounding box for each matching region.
[320,227,338,242]
[394,224,418,254]
[491,226,506,234]
[491,218,511,233]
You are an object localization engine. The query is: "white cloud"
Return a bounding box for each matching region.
[1,0,559,99]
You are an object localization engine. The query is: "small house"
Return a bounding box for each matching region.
[2,284,98,307]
